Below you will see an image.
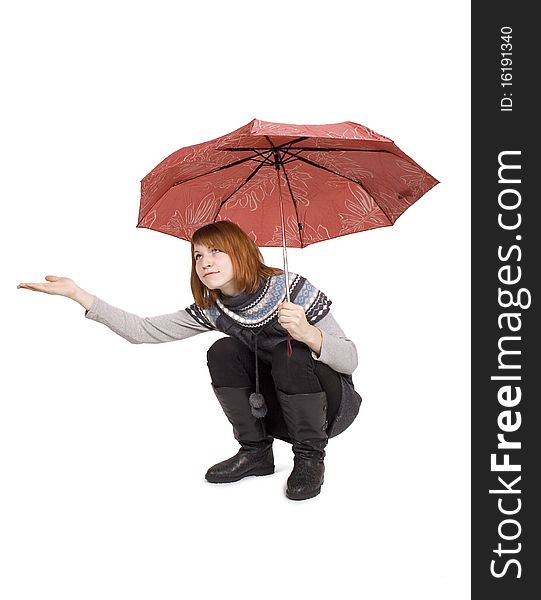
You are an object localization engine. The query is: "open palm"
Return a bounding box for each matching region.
[17,275,78,298]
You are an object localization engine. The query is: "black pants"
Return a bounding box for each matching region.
[207,337,342,441]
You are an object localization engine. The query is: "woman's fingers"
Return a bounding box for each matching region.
[17,275,77,299]
[279,302,304,318]
[279,301,296,311]
[278,311,303,324]
[17,282,47,292]
[17,279,62,294]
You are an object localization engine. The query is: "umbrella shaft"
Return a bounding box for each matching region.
[281,219,290,302]
[277,165,291,303]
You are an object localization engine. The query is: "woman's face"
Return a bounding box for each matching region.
[193,243,240,297]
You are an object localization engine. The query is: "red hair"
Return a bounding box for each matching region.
[190,221,282,308]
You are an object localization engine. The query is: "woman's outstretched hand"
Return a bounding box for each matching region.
[17,275,78,298]
[17,276,95,310]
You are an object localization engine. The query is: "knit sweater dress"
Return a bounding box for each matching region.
[84,272,362,437]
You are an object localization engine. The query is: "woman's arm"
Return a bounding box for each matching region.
[85,296,210,344]
[311,312,358,375]
[277,299,358,375]
[17,275,210,344]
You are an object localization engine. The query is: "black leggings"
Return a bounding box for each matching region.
[207,337,342,440]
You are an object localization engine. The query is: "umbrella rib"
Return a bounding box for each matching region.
[219,136,309,153]
[280,149,394,224]
[272,137,309,151]
[248,148,275,165]
[262,136,304,246]
[171,154,263,188]
[138,154,266,225]
[279,147,392,153]
[212,160,268,221]
[142,149,278,225]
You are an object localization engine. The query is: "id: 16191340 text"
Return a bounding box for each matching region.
[500,26,513,112]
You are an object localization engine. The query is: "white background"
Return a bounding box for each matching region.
[1,1,470,598]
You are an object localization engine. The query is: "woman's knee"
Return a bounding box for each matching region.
[207,337,244,369]
[271,339,313,382]
[206,336,255,387]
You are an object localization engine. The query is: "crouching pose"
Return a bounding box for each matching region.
[18,221,361,500]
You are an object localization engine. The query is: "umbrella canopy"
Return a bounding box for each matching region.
[138,118,439,250]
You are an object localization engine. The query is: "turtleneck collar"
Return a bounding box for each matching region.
[218,276,268,310]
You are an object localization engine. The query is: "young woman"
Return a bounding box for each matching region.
[17,221,362,501]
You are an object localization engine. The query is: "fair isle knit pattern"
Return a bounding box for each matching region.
[185,272,332,331]
[183,271,360,439]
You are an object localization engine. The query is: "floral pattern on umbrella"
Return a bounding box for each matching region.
[338,183,391,234]
[138,119,439,249]
[160,193,218,239]
[267,215,331,247]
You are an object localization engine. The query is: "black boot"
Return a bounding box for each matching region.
[276,389,328,501]
[205,385,274,484]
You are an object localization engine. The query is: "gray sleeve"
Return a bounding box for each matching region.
[84,296,212,344]
[311,311,358,375]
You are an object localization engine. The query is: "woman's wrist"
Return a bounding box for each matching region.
[72,287,95,310]
[302,325,323,356]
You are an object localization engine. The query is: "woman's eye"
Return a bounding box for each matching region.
[212,248,221,253]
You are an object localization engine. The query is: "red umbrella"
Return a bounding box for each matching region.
[138,119,438,299]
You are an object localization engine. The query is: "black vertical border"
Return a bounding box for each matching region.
[472,2,538,598]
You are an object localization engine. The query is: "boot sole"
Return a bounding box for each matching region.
[286,487,322,501]
[205,465,275,484]
[286,478,324,501]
